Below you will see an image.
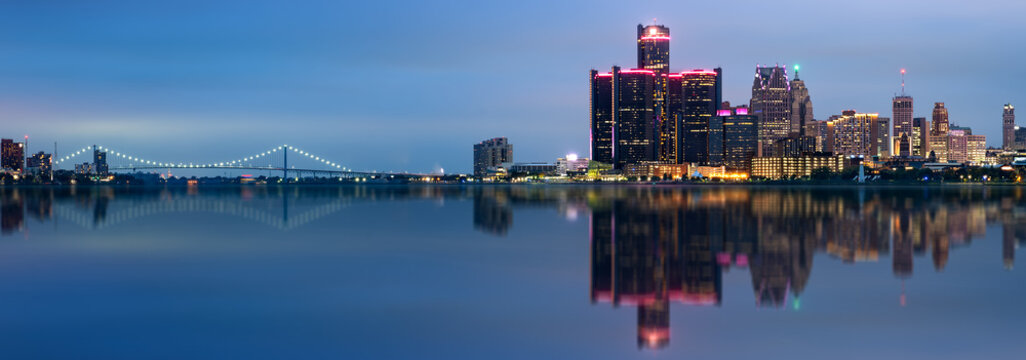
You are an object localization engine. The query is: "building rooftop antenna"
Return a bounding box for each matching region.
[900,68,906,96]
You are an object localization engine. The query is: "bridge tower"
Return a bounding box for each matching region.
[283,144,288,182]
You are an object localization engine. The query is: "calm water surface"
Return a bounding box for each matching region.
[0,185,1024,359]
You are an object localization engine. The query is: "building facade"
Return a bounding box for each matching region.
[590,70,615,163]
[892,95,914,155]
[1004,104,1016,150]
[26,152,52,177]
[751,154,846,179]
[614,68,658,168]
[680,69,720,164]
[1,139,25,172]
[473,137,513,177]
[751,66,792,155]
[720,107,759,173]
[789,66,813,135]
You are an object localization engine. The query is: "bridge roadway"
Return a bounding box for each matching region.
[108,165,436,179]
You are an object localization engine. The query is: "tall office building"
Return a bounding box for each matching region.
[789,66,813,136]
[893,96,914,155]
[708,115,724,166]
[873,117,891,158]
[614,67,658,168]
[931,102,949,136]
[751,65,792,154]
[663,73,684,163]
[720,107,759,173]
[1,139,25,172]
[473,137,512,177]
[1004,104,1016,150]
[680,69,720,164]
[92,147,108,175]
[638,24,671,163]
[912,117,930,157]
[591,70,615,163]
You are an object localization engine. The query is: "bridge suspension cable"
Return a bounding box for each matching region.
[52,144,352,172]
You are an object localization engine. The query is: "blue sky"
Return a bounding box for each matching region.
[1,0,1024,173]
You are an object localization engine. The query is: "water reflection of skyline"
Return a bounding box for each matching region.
[471,186,1026,350]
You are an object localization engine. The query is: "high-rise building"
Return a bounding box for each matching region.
[751,65,792,154]
[708,115,724,166]
[614,67,658,168]
[931,102,949,136]
[473,137,512,177]
[720,107,759,173]
[872,117,891,159]
[1004,104,1016,150]
[1,139,25,172]
[663,73,683,163]
[912,117,930,157]
[93,147,108,175]
[893,96,914,155]
[681,69,720,164]
[638,24,671,164]
[637,24,670,76]
[591,70,615,163]
[789,65,813,136]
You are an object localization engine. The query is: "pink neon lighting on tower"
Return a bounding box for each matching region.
[680,69,718,76]
[639,35,670,41]
[619,69,655,74]
[717,110,732,117]
[735,108,749,115]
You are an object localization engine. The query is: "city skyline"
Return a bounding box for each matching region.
[2,1,1024,173]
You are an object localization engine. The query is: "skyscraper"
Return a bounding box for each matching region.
[873,117,891,159]
[751,65,792,155]
[93,147,108,175]
[929,103,950,162]
[473,137,512,177]
[893,96,913,155]
[681,69,720,164]
[912,117,930,157]
[591,70,615,163]
[931,102,949,136]
[721,107,759,173]
[1004,104,1016,150]
[614,67,658,168]
[637,24,672,163]
[789,65,813,136]
[663,73,683,163]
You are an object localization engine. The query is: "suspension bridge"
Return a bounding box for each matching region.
[51,144,437,179]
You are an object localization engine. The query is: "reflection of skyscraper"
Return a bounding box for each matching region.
[473,188,512,235]
[893,212,914,278]
[1,189,25,234]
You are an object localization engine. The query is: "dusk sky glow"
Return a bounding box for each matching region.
[1,0,1024,173]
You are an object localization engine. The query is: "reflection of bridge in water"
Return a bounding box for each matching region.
[53,196,352,231]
